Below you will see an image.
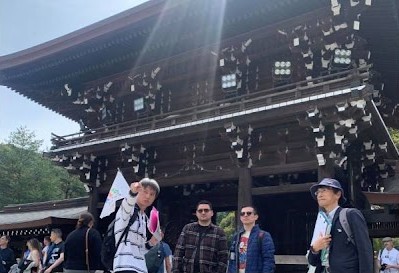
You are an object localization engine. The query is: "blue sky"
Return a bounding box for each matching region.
[0,0,147,150]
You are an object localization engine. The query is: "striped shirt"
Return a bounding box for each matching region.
[113,194,148,273]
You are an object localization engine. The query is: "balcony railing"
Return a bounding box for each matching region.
[51,67,370,151]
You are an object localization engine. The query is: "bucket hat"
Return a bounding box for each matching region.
[310,178,346,202]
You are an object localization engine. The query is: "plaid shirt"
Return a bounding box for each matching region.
[173,222,228,273]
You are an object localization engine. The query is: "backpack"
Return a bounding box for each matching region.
[145,242,165,273]
[101,207,139,270]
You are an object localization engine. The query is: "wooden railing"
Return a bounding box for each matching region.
[51,67,370,150]
[275,255,307,265]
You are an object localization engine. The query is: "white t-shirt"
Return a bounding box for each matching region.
[378,247,399,273]
[238,231,250,273]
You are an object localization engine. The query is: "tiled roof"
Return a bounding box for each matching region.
[0,206,87,226]
[0,197,89,231]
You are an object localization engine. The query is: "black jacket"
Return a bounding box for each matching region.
[64,227,103,270]
[308,207,373,273]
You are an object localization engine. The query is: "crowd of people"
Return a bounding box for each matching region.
[0,177,398,273]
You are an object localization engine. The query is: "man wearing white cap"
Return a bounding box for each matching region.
[378,237,399,273]
[307,178,373,273]
[113,178,160,273]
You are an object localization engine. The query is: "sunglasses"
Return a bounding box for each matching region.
[240,211,254,216]
[197,209,210,213]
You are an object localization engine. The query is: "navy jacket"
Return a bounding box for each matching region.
[227,225,275,273]
[0,247,15,273]
[308,207,373,273]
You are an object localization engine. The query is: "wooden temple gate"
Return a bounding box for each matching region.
[1,0,399,271]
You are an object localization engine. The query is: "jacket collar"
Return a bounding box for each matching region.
[331,206,342,225]
[238,224,260,234]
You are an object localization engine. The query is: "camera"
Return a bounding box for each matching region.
[381,264,387,271]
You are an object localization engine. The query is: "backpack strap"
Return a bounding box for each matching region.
[339,208,355,246]
[258,230,265,257]
[117,205,139,249]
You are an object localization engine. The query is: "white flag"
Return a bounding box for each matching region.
[100,170,130,219]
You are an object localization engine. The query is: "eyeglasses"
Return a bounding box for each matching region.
[240,211,254,216]
[197,209,210,213]
[315,187,333,195]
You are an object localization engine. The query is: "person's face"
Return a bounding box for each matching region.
[27,242,32,251]
[315,186,341,209]
[384,240,393,250]
[0,236,8,247]
[240,206,258,225]
[196,204,213,222]
[50,232,57,242]
[43,239,50,246]
[136,185,157,209]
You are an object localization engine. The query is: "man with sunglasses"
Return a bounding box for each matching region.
[173,200,228,273]
[307,178,373,273]
[227,205,275,273]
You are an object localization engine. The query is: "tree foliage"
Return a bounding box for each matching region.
[0,126,86,209]
[388,128,399,149]
[217,211,236,243]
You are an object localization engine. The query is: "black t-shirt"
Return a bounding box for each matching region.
[194,225,210,272]
[47,242,65,272]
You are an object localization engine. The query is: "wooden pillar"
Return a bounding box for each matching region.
[317,161,334,182]
[88,186,99,228]
[348,161,356,203]
[237,167,252,227]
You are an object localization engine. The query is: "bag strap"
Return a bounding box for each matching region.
[258,230,265,249]
[159,241,164,256]
[85,228,91,273]
[258,231,265,259]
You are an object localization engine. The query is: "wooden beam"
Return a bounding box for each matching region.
[362,192,399,205]
[152,169,238,188]
[252,182,316,196]
[251,161,316,176]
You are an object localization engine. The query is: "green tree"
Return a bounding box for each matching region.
[388,128,399,149]
[0,126,86,208]
[218,211,236,243]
